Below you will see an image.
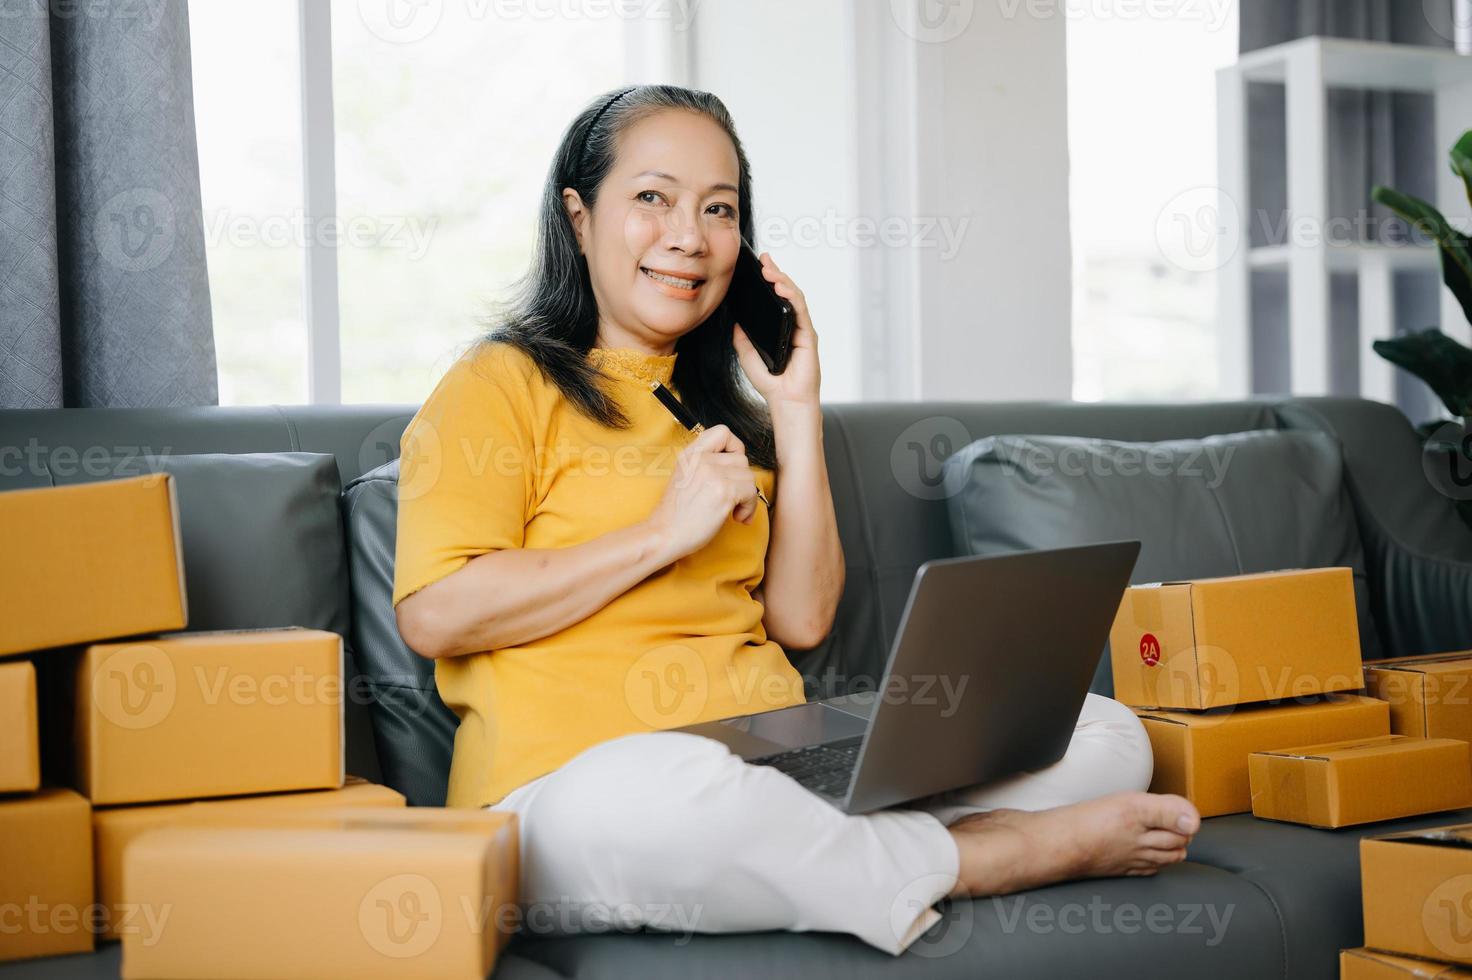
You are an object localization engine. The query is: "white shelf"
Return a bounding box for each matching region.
[1235,36,1472,90]
[1246,241,1442,271]
[1216,37,1472,402]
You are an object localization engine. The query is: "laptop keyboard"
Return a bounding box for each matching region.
[748,736,864,798]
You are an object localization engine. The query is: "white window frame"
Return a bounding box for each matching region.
[290,1,687,405]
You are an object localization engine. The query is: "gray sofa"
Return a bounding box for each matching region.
[1,395,1470,980]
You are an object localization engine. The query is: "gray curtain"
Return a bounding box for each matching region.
[1241,0,1457,410]
[0,0,216,409]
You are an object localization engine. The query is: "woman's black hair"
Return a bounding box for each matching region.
[470,84,777,471]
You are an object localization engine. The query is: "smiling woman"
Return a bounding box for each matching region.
[390,83,1197,958]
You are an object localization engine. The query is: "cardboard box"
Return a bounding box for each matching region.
[0,789,94,962]
[1341,948,1472,978]
[0,475,187,658]
[75,628,344,805]
[1110,567,1365,710]
[1362,822,1472,966]
[0,660,40,793]
[1248,734,1472,828]
[121,808,519,980]
[1135,694,1390,816]
[95,778,405,941]
[1366,653,1472,743]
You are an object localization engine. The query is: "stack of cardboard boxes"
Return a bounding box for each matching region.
[1110,568,1472,825]
[0,474,518,979]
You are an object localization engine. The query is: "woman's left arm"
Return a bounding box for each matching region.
[732,252,845,651]
[756,402,845,649]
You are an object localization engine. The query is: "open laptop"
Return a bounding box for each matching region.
[674,540,1141,814]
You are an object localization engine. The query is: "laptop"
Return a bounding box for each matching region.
[674,540,1141,814]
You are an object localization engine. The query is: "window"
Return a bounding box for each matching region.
[190,1,633,406]
[1066,6,1240,401]
[189,0,307,405]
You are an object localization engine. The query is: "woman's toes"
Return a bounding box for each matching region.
[1141,847,1188,866]
[1130,791,1200,835]
[1140,829,1190,851]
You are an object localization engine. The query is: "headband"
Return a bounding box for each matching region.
[574,86,638,184]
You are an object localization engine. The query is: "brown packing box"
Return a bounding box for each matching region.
[0,789,94,963]
[1136,694,1389,817]
[1248,734,1472,828]
[75,628,344,805]
[0,660,40,793]
[121,808,519,980]
[1362,822,1472,966]
[1341,948,1472,978]
[1366,653,1472,743]
[95,778,405,942]
[1110,567,1365,710]
[0,474,187,658]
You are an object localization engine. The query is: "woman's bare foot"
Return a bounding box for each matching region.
[944,791,1201,899]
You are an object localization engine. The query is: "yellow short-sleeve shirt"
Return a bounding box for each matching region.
[393,339,806,807]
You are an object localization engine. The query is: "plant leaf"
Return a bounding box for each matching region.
[1373,328,1472,417]
[1453,130,1472,209]
[1372,185,1472,326]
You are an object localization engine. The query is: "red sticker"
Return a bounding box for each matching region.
[1139,633,1161,667]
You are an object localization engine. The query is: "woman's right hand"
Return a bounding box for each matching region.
[646,424,760,564]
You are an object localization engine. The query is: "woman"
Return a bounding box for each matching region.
[392,84,1201,955]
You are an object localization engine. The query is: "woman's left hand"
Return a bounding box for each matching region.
[731,252,821,410]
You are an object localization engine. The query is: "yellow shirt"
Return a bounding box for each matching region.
[392,340,807,807]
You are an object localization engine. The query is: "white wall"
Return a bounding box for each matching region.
[691,0,1073,402]
[689,0,864,403]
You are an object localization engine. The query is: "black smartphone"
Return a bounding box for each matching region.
[724,239,795,375]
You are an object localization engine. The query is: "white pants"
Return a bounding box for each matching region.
[487,693,1154,955]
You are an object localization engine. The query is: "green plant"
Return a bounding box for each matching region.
[1370,130,1472,528]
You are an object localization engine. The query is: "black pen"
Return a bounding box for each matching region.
[649,380,772,510]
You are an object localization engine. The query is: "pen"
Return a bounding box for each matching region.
[648,379,772,510]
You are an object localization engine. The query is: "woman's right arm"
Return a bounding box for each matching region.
[396,517,673,660]
[397,422,760,660]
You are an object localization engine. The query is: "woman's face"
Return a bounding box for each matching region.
[564,109,742,350]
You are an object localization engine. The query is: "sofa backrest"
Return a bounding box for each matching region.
[5,396,1469,797]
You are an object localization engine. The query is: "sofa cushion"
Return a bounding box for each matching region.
[48,452,348,636]
[341,458,458,807]
[941,430,1381,694]
[45,452,383,782]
